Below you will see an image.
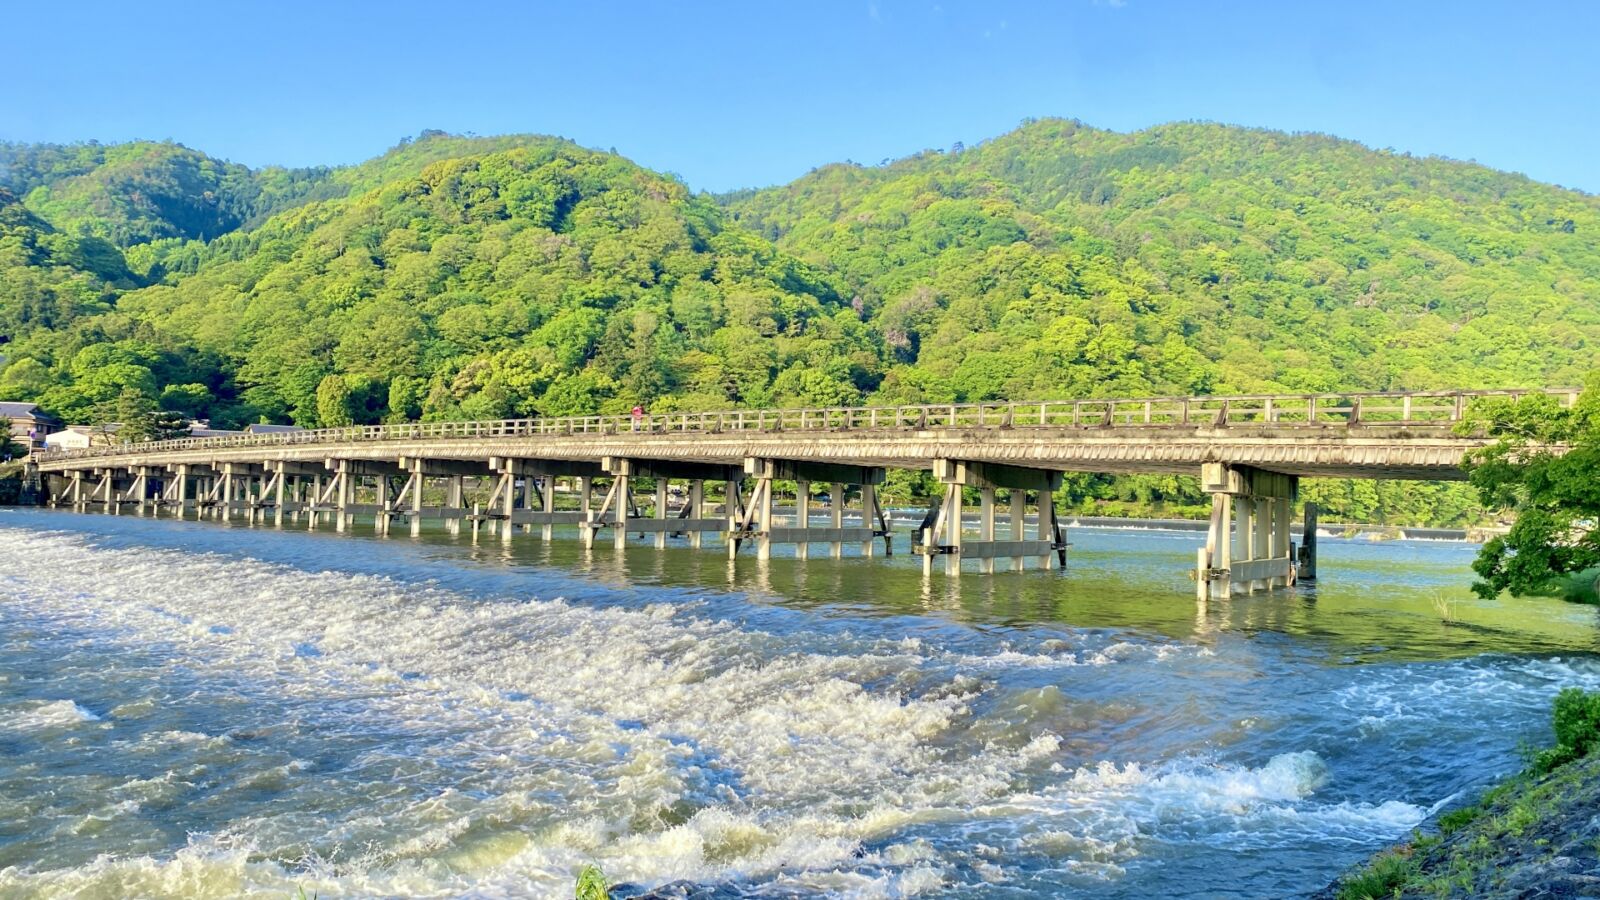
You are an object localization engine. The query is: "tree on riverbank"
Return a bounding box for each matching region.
[1462,373,1600,598]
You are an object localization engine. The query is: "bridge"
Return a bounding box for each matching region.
[31,388,1576,597]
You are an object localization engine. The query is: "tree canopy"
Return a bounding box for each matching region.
[1461,374,1600,597]
[2,121,1597,525]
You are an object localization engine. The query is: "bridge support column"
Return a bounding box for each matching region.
[334,465,351,532]
[483,458,597,543]
[795,480,810,560]
[122,466,154,515]
[829,482,845,559]
[1198,464,1296,598]
[613,472,630,550]
[220,465,236,522]
[594,459,738,553]
[736,459,884,562]
[1299,502,1319,580]
[652,478,669,549]
[922,461,1065,575]
[861,483,881,557]
[726,480,745,560]
[688,480,705,549]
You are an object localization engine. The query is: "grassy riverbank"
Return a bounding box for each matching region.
[1323,689,1600,898]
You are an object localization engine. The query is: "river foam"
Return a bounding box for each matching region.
[0,522,1550,897]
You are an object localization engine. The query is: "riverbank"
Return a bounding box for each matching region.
[1321,690,1600,899]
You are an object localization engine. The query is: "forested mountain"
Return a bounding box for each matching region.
[723,118,1600,398]
[1,121,1596,523]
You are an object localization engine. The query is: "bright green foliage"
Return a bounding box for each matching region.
[1334,849,1417,900]
[1,122,1598,528]
[727,118,1600,396]
[573,863,608,900]
[1533,688,1600,774]
[0,139,333,246]
[1462,372,1600,597]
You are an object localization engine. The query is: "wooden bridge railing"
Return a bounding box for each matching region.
[35,387,1581,464]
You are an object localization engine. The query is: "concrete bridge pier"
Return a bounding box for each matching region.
[596,458,739,552]
[395,457,489,537]
[158,464,188,516]
[922,461,1066,576]
[488,458,600,543]
[88,468,118,512]
[265,461,322,526]
[738,459,884,562]
[218,462,265,524]
[1197,464,1296,599]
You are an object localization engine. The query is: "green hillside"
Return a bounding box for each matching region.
[1,120,1597,524]
[723,118,1600,398]
[2,136,862,428]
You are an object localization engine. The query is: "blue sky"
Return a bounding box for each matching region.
[3,0,1595,192]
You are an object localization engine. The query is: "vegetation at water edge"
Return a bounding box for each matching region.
[1328,688,1600,899]
[4,120,1598,525]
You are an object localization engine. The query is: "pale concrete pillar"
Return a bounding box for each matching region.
[795,480,810,560]
[541,476,555,541]
[580,478,597,550]
[1233,495,1252,569]
[410,468,425,537]
[1010,490,1026,571]
[727,480,744,560]
[689,480,705,549]
[1253,497,1270,592]
[1273,496,1291,586]
[978,486,996,574]
[654,478,669,549]
[944,483,962,576]
[613,475,630,551]
[1041,490,1059,570]
[447,476,464,535]
[275,471,287,527]
[376,477,391,535]
[861,483,878,557]
[335,469,351,533]
[1207,492,1233,599]
[756,480,773,561]
[500,472,516,542]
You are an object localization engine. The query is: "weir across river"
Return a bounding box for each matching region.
[31,389,1578,597]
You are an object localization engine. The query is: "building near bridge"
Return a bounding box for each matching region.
[44,424,121,451]
[187,421,243,439]
[1,402,60,455]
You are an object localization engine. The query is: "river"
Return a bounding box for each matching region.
[1,508,1596,898]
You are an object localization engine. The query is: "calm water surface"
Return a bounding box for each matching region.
[1,508,1597,898]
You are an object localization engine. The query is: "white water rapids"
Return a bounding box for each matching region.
[1,515,1595,897]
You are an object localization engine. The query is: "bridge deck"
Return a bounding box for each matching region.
[34,389,1575,480]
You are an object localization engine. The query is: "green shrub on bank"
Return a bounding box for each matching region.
[1533,688,1600,774]
[1335,849,1418,900]
[574,863,608,900]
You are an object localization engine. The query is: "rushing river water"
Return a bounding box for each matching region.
[1,508,1598,899]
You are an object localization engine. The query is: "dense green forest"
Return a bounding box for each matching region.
[3,120,1597,524]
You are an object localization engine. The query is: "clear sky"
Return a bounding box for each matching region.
[3,0,1595,193]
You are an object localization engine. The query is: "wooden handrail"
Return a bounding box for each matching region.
[33,387,1583,464]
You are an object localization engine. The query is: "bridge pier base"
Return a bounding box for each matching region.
[592,459,742,553]
[736,459,883,562]
[1299,502,1319,580]
[920,461,1066,575]
[1198,464,1296,599]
